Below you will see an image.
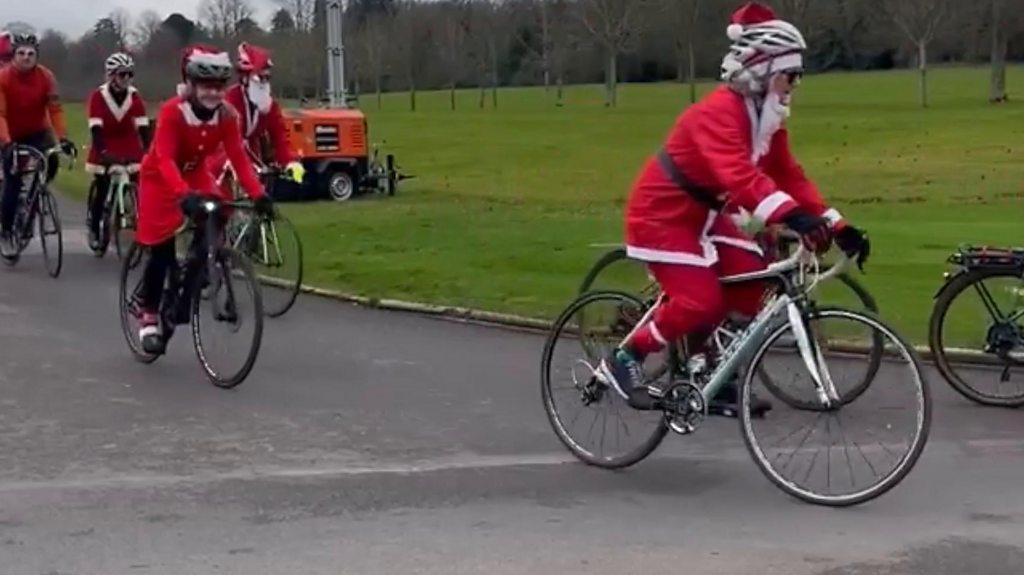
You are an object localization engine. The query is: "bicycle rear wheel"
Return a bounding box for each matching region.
[741,308,930,506]
[929,268,1024,407]
[39,192,62,278]
[541,290,668,469]
[245,214,303,318]
[119,243,160,364]
[192,247,264,388]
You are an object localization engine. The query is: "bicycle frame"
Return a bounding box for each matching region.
[106,165,134,219]
[230,214,285,268]
[619,247,852,409]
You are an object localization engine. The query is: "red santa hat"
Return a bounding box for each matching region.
[0,32,12,61]
[727,2,778,42]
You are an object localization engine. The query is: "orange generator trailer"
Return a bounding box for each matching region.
[279,0,404,202]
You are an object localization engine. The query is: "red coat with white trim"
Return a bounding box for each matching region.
[226,84,295,165]
[85,84,148,171]
[137,96,264,246]
[625,85,841,266]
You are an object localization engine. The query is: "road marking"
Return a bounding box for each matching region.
[0,452,579,494]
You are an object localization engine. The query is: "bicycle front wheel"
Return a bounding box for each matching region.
[119,243,160,364]
[245,215,303,318]
[192,247,264,388]
[39,192,62,278]
[741,308,930,506]
[114,184,138,259]
[541,290,668,469]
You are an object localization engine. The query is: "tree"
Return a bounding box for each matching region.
[109,9,131,50]
[392,0,432,111]
[663,0,702,103]
[881,0,951,108]
[39,30,69,78]
[356,9,395,109]
[277,0,317,32]
[438,0,471,110]
[577,0,652,107]
[133,10,163,49]
[271,8,297,33]
[200,0,256,40]
[162,13,199,45]
[984,0,1023,103]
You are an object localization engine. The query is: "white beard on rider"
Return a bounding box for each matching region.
[246,75,273,114]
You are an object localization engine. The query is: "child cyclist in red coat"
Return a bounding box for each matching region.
[135,45,273,355]
[599,2,871,416]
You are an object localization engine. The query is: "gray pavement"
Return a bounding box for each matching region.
[1,212,1024,574]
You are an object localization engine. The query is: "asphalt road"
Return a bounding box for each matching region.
[1,211,1024,574]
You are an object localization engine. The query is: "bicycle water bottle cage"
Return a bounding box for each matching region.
[949,245,1024,272]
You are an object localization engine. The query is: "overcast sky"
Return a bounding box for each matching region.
[4,0,279,38]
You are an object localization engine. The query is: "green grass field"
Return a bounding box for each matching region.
[57,66,1024,341]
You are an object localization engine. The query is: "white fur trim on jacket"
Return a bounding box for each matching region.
[753,191,795,224]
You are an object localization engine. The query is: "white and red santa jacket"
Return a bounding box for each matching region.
[625,85,843,267]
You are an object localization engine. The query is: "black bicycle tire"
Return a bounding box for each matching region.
[541,290,668,469]
[741,307,931,507]
[192,247,264,389]
[929,268,1024,407]
[259,214,303,318]
[114,184,138,260]
[118,242,160,364]
[39,192,62,278]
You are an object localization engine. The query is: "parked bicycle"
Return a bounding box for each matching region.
[930,245,1024,407]
[0,144,76,277]
[87,160,139,258]
[542,245,931,506]
[119,198,264,388]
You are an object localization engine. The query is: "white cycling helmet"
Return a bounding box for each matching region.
[720,2,806,94]
[105,52,135,75]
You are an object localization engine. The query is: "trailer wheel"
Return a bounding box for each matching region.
[324,170,354,202]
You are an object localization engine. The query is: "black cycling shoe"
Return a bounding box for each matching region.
[598,349,658,410]
[709,381,772,418]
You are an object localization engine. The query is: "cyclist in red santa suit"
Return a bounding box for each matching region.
[134,45,272,355]
[210,42,305,196]
[599,2,871,416]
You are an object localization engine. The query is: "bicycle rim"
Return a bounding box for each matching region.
[115,185,137,259]
[119,243,159,364]
[741,308,930,506]
[192,248,264,388]
[251,215,303,318]
[39,192,62,278]
[541,290,668,469]
[930,268,1024,406]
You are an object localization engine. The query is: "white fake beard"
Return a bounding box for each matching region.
[753,92,791,161]
[247,77,272,113]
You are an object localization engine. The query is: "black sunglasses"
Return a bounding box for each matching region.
[784,70,804,82]
[115,71,135,79]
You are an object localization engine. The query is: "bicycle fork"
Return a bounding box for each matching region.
[787,301,842,408]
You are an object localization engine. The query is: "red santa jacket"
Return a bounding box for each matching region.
[137,96,264,246]
[85,84,148,172]
[225,84,296,166]
[626,85,842,267]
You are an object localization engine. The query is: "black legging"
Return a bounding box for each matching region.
[89,174,111,234]
[2,130,57,233]
[141,239,176,311]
